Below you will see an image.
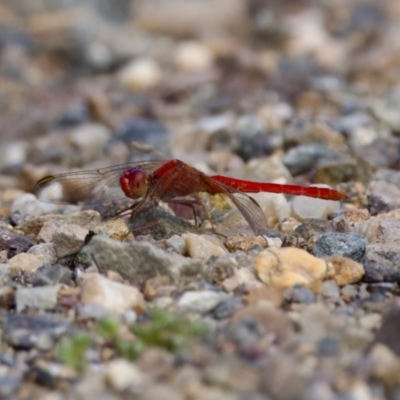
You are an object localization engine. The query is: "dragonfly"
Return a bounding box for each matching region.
[34,159,348,235]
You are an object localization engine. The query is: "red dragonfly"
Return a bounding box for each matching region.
[34,159,347,235]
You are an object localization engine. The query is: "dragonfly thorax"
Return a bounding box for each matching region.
[120,167,148,199]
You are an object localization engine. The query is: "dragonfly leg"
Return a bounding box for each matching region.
[167,198,202,227]
[109,203,136,220]
[191,195,227,239]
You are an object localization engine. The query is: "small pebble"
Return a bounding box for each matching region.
[9,253,43,278]
[291,190,341,222]
[166,235,186,255]
[177,290,228,314]
[27,243,57,266]
[93,219,130,241]
[213,297,243,320]
[119,57,162,92]
[80,273,146,313]
[317,336,340,356]
[313,232,368,261]
[319,280,340,300]
[255,247,327,289]
[184,234,227,262]
[358,313,382,331]
[341,285,358,298]
[52,224,89,258]
[12,193,58,216]
[106,359,149,392]
[69,123,111,158]
[16,285,59,312]
[174,41,214,72]
[327,255,364,286]
[284,285,316,304]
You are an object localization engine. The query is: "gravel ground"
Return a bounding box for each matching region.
[1,1,400,399]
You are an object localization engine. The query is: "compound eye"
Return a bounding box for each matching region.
[119,168,148,199]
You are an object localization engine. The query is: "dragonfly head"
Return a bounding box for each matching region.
[120,167,148,199]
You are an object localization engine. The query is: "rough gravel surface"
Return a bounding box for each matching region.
[1,1,400,399]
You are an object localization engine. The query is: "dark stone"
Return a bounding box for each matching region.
[32,264,73,287]
[317,336,340,356]
[0,376,20,398]
[368,194,394,216]
[295,219,330,241]
[363,252,400,283]
[312,232,368,261]
[3,314,70,350]
[110,117,171,158]
[57,102,89,128]
[263,230,281,238]
[213,297,244,320]
[210,115,274,161]
[283,144,337,175]
[0,352,14,367]
[205,256,235,285]
[368,302,400,356]
[33,359,77,388]
[0,228,34,258]
[284,285,316,304]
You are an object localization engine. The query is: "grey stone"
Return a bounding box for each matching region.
[213,296,243,320]
[53,224,89,258]
[312,232,368,261]
[177,290,228,314]
[284,285,316,304]
[88,234,202,285]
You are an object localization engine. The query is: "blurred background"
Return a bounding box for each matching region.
[0,0,400,214]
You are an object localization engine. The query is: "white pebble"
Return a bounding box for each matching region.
[119,57,162,92]
[80,273,146,313]
[184,233,227,262]
[177,290,228,314]
[291,189,340,222]
[106,359,149,391]
[174,41,214,72]
[12,193,58,216]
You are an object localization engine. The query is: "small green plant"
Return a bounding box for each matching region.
[96,317,143,360]
[57,309,207,371]
[129,307,207,353]
[97,308,207,360]
[57,332,92,373]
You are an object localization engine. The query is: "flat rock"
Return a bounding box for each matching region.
[16,285,60,312]
[87,234,202,285]
[19,210,102,236]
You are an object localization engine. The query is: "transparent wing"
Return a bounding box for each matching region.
[33,161,167,205]
[228,191,268,236]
